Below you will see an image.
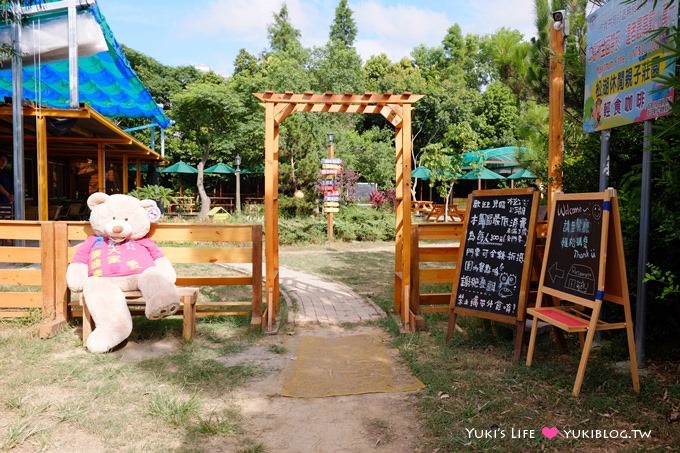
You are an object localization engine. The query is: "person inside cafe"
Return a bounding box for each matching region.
[105,167,121,195]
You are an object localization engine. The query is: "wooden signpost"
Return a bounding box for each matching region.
[525,189,640,396]
[447,188,540,363]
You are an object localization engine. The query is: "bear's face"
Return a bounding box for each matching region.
[87,193,159,242]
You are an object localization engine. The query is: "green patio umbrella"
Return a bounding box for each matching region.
[507,168,537,180]
[160,161,197,196]
[204,162,236,197]
[507,168,537,188]
[461,167,505,190]
[160,161,198,174]
[205,162,236,174]
[411,166,432,180]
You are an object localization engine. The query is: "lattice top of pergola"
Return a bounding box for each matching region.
[254,91,423,127]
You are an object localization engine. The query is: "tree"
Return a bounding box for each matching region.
[420,143,463,217]
[312,0,364,93]
[170,81,246,220]
[329,0,357,47]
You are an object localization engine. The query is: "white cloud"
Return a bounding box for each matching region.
[182,0,329,48]
[353,1,451,61]
[459,1,537,39]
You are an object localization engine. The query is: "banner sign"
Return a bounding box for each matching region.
[583,0,678,133]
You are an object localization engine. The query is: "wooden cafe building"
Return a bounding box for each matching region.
[0,0,169,221]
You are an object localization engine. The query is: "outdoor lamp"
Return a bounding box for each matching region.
[327,132,334,145]
[234,154,241,169]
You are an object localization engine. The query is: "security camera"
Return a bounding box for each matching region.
[551,10,568,35]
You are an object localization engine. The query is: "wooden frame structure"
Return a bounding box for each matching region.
[253,91,423,332]
[0,104,165,220]
[526,189,640,396]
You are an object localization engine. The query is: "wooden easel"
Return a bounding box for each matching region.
[525,189,640,396]
[446,188,540,364]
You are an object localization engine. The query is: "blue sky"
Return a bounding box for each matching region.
[96,0,538,76]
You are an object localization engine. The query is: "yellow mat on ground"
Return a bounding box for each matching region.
[280,334,425,398]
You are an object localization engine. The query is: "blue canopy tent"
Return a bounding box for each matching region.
[0,0,169,127]
[0,0,170,219]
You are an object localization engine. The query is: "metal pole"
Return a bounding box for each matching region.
[599,130,610,191]
[11,3,25,220]
[635,120,652,367]
[67,0,78,108]
[235,154,241,214]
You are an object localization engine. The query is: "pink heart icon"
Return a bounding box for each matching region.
[541,426,559,440]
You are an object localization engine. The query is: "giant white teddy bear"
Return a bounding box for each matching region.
[67,192,180,353]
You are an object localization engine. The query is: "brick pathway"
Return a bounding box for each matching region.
[279,267,386,325]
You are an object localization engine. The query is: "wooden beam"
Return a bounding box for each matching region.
[254,91,423,105]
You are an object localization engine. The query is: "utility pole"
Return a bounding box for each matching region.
[548,11,566,206]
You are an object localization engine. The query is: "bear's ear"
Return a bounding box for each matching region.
[139,199,157,209]
[140,199,161,223]
[87,192,109,210]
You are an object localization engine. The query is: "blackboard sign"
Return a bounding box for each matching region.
[542,196,605,301]
[451,188,539,323]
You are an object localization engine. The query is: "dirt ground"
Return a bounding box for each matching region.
[222,324,423,453]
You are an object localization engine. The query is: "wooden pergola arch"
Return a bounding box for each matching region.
[253,91,423,332]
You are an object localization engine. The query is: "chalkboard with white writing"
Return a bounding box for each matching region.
[451,189,539,323]
[542,197,605,301]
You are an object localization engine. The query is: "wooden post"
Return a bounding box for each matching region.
[36,115,49,220]
[122,154,129,193]
[547,18,565,206]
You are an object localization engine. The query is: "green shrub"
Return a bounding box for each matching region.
[278,195,317,218]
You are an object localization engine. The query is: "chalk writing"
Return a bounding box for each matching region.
[455,194,535,318]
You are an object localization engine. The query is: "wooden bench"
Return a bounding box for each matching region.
[424,203,465,222]
[54,222,263,344]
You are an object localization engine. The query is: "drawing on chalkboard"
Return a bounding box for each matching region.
[592,203,602,221]
[498,273,517,298]
[548,262,565,284]
[565,264,595,296]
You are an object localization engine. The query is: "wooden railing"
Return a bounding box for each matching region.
[409,221,548,328]
[0,221,55,326]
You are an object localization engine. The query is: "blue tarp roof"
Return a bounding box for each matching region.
[462,146,524,168]
[0,1,170,127]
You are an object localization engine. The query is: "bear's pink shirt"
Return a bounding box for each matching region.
[72,236,165,277]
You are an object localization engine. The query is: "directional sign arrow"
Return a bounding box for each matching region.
[549,262,565,283]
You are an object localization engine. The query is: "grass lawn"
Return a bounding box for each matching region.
[0,240,678,451]
[281,241,680,452]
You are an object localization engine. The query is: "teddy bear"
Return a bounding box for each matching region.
[66,192,180,353]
